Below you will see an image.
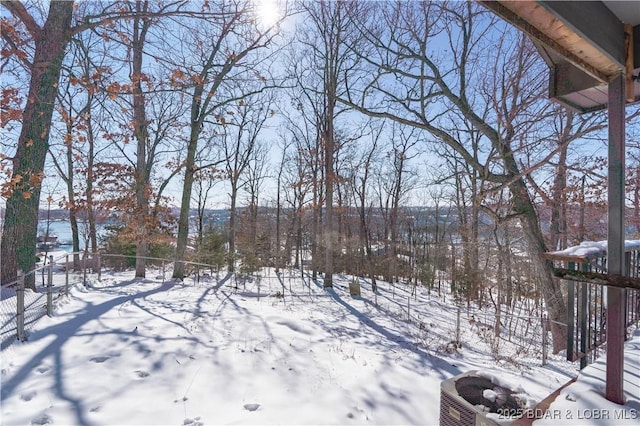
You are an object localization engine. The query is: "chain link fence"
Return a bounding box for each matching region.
[1,252,84,351]
[3,251,638,372]
[0,252,219,351]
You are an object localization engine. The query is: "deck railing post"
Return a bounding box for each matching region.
[567,261,575,361]
[579,279,588,369]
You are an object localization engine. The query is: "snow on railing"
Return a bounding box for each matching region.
[544,239,640,262]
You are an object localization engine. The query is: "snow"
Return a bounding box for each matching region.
[532,328,640,425]
[1,269,639,425]
[548,239,640,259]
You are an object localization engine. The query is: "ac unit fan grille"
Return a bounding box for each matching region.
[440,389,476,426]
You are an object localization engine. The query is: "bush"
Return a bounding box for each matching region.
[195,228,227,271]
[101,224,174,269]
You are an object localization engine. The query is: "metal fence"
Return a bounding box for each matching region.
[1,252,85,351]
[0,256,554,368]
[3,247,639,370]
[0,252,219,351]
[544,241,640,369]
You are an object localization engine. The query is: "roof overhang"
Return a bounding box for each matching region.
[480,1,640,113]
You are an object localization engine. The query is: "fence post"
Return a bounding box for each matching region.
[65,253,69,296]
[162,261,165,283]
[579,280,588,369]
[456,306,461,345]
[542,314,548,366]
[96,253,102,280]
[47,255,53,317]
[83,252,87,286]
[16,270,25,342]
[567,261,575,361]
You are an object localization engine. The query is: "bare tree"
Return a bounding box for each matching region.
[350,121,383,291]
[386,124,419,283]
[273,138,291,273]
[192,160,223,247]
[438,128,484,304]
[49,31,111,265]
[340,2,572,350]
[278,132,314,272]
[0,0,239,285]
[98,0,190,276]
[293,0,370,287]
[281,89,324,279]
[169,0,285,279]
[220,89,275,273]
[522,106,608,249]
[239,142,269,270]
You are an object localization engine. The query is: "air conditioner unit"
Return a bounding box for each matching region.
[440,371,518,426]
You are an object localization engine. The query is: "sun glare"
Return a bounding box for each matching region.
[255,0,280,29]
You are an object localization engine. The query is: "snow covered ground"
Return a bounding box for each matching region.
[1,268,638,425]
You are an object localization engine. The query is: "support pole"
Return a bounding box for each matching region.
[606,72,625,405]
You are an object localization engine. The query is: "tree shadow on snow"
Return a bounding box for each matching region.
[0,280,175,425]
[323,286,461,381]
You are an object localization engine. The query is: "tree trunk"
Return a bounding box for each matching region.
[550,142,569,250]
[468,164,480,302]
[228,185,237,273]
[296,208,303,269]
[323,124,334,288]
[1,1,74,288]
[509,176,568,352]
[67,185,81,268]
[311,156,320,280]
[60,120,80,267]
[173,123,200,279]
[131,2,151,278]
[85,98,98,254]
[359,197,377,292]
[275,158,283,273]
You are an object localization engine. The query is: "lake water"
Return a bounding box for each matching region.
[37,220,103,252]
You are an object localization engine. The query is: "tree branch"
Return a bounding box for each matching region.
[1,1,41,38]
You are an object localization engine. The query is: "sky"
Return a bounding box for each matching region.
[0,0,633,216]
[1,258,639,425]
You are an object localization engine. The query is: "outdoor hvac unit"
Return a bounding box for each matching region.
[440,371,505,426]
